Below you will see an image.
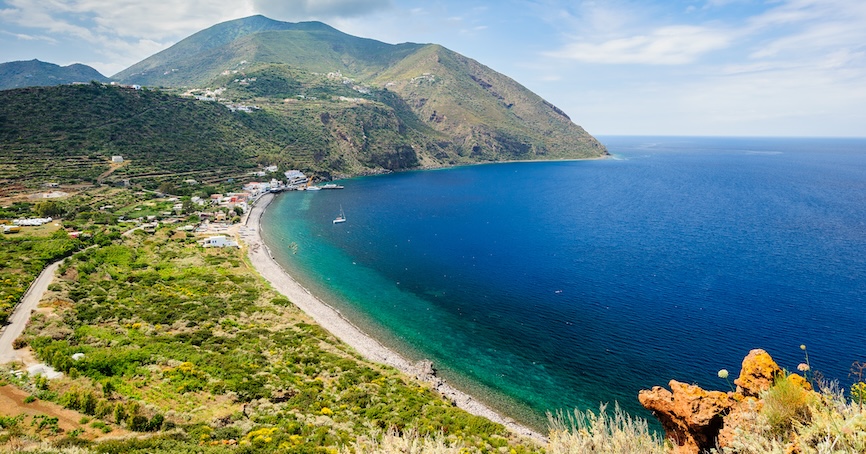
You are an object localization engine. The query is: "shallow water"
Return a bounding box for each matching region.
[260,136,866,430]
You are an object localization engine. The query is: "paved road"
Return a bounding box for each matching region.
[0,260,62,364]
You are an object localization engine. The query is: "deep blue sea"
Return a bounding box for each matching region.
[260,136,866,430]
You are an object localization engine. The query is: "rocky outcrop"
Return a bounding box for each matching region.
[734,349,782,397]
[640,349,811,454]
[639,381,732,453]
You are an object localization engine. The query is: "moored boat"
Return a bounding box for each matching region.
[333,206,346,224]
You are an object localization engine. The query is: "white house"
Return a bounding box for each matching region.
[201,235,239,248]
[111,156,124,163]
[284,170,307,188]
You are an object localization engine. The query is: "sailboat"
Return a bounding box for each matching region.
[333,205,346,224]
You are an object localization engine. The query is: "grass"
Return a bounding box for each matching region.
[722,373,866,454]
[546,403,667,454]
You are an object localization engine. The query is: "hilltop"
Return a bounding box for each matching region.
[0,60,110,91]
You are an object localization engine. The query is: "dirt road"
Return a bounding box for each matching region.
[0,260,61,364]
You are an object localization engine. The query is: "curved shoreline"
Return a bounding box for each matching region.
[244,192,544,441]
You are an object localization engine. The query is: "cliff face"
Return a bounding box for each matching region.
[639,349,815,454]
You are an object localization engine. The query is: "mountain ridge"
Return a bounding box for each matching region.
[0,15,606,187]
[0,59,110,90]
[112,15,604,161]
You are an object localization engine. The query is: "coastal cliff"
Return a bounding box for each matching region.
[638,349,864,453]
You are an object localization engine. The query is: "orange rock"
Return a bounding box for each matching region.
[639,380,732,454]
[786,373,812,391]
[735,349,782,397]
[717,396,760,448]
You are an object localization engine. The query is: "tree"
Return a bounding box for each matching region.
[157,182,176,195]
[34,200,63,218]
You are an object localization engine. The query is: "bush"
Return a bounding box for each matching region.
[546,403,667,454]
[760,374,817,436]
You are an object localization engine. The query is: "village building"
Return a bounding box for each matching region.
[200,235,238,248]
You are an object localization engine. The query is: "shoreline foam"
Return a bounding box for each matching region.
[244,192,543,441]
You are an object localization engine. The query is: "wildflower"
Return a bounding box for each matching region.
[718,369,729,379]
[798,363,810,372]
[800,344,806,350]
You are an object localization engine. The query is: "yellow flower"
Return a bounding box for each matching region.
[718,369,729,379]
[797,363,810,372]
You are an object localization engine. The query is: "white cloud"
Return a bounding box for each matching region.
[747,1,866,60]
[0,0,255,74]
[0,30,58,44]
[547,25,732,65]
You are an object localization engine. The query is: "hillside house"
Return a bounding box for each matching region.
[201,236,238,248]
[111,156,124,163]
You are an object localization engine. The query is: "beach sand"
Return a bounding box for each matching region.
[244,193,543,441]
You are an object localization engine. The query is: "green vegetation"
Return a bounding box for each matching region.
[723,374,866,453]
[0,59,109,91]
[0,83,271,187]
[3,189,866,453]
[1,15,606,190]
[1,188,541,453]
[0,229,81,324]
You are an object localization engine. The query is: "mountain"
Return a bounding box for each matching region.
[0,16,605,188]
[0,59,110,90]
[115,15,606,162]
[113,16,422,87]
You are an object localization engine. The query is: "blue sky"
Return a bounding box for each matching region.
[1,0,864,137]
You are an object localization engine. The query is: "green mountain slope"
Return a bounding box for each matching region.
[1,16,605,188]
[373,45,604,159]
[114,15,606,161]
[0,83,271,185]
[113,15,422,87]
[0,81,461,187]
[0,59,110,91]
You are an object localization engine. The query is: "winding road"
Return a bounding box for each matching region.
[0,260,62,364]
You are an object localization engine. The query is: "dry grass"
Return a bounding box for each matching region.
[341,429,465,454]
[722,377,866,454]
[546,403,667,454]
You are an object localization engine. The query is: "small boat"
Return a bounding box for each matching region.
[333,206,346,224]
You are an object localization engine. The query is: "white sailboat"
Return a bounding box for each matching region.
[333,206,346,224]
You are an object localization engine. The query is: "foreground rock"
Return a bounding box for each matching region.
[639,381,731,453]
[639,349,812,454]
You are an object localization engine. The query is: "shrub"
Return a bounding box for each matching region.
[341,428,465,454]
[12,336,28,349]
[760,373,817,436]
[546,403,667,454]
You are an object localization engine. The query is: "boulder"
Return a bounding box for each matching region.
[734,349,782,397]
[639,380,732,454]
[640,349,810,453]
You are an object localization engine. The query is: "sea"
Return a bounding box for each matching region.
[259,136,866,430]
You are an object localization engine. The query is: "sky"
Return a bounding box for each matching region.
[1,0,864,137]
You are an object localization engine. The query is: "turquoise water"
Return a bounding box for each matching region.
[260,136,866,430]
